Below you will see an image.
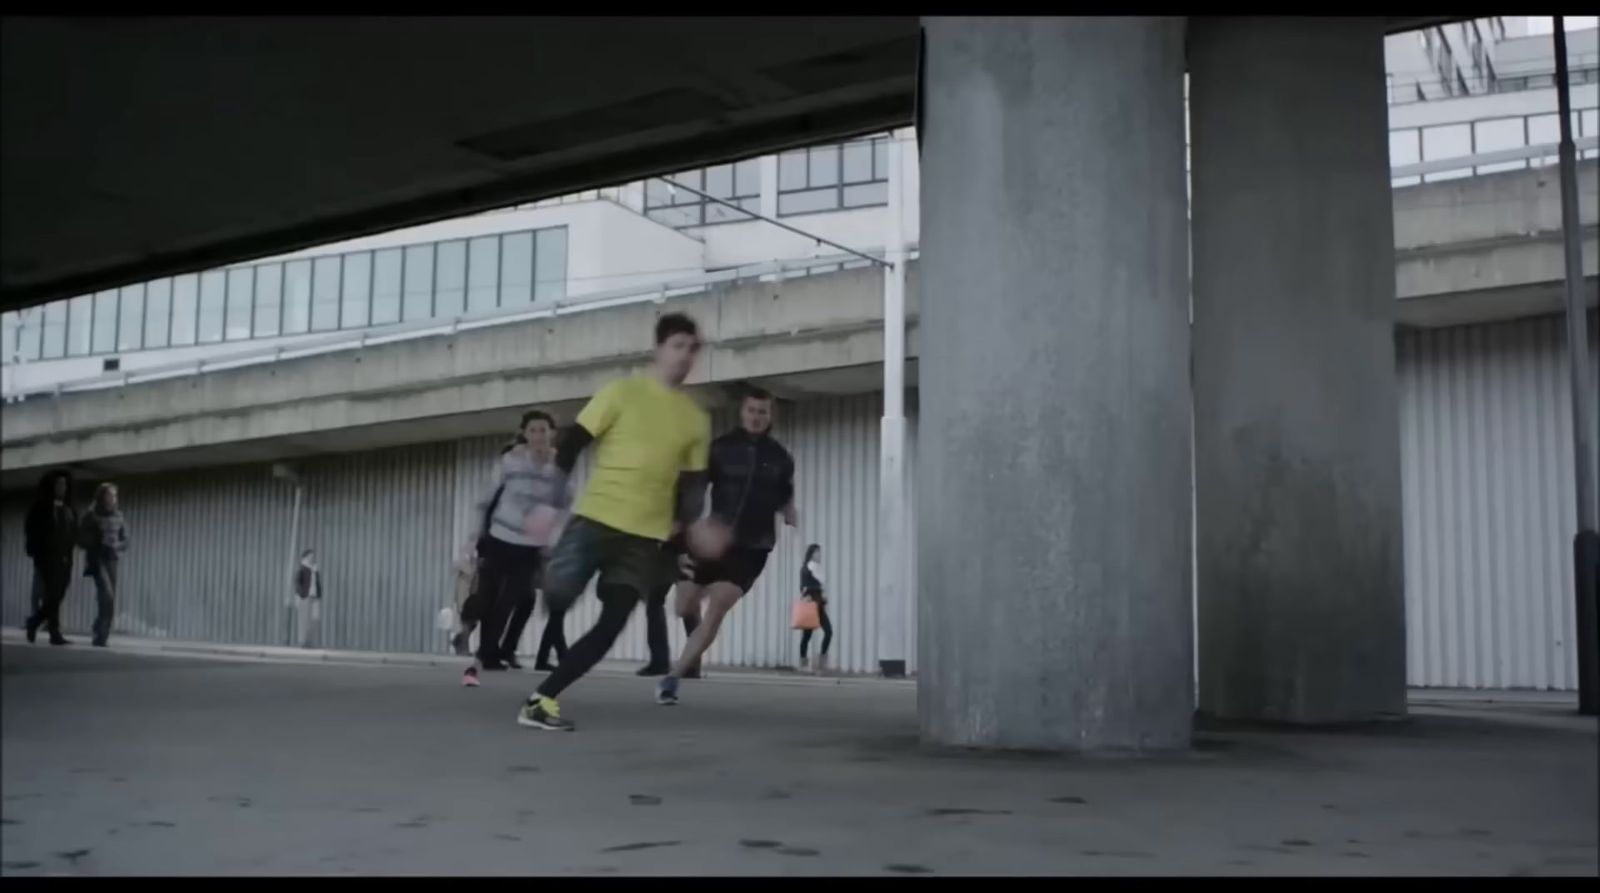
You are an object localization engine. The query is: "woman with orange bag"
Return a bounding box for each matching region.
[796,543,832,675]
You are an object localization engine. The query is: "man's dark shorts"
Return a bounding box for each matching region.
[689,546,770,594]
[542,516,664,613]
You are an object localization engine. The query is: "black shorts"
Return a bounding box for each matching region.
[690,546,770,593]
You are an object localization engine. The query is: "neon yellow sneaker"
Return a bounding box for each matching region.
[517,696,574,731]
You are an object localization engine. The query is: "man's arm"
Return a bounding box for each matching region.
[555,425,593,476]
[778,452,797,527]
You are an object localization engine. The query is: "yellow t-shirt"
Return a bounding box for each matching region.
[572,376,710,542]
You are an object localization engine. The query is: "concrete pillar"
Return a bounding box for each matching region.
[918,17,1194,751]
[1189,17,1408,724]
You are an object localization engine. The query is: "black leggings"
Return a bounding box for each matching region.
[799,602,832,658]
[537,584,639,699]
[475,539,543,664]
[27,561,71,636]
[534,603,568,666]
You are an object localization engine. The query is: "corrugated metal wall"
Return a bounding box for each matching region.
[1397,311,1598,691]
[3,392,914,675]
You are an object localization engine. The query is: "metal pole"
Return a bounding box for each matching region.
[876,129,910,679]
[656,176,891,269]
[1552,18,1600,716]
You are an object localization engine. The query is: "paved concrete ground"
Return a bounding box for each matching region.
[1,642,1595,877]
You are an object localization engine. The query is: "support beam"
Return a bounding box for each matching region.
[1190,17,1407,724]
[918,16,1193,751]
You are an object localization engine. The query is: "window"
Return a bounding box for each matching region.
[225,268,254,341]
[466,236,500,312]
[311,256,341,331]
[371,248,403,325]
[171,274,199,346]
[118,283,145,352]
[498,232,533,308]
[92,290,119,353]
[340,251,372,329]
[42,301,67,359]
[1,312,15,362]
[253,264,282,337]
[16,308,43,361]
[145,279,172,348]
[645,160,761,228]
[435,240,467,317]
[535,227,568,301]
[197,271,226,343]
[779,135,891,216]
[1420,123,1471,182]
[283,260,312,335]
[1472,117,1525,175]
[402,244,435,321]
[67,295,93,357]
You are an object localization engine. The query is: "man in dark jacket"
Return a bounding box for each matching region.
[24,469,78,645]
[655,386,796,705]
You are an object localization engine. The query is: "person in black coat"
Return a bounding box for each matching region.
[24,469,78,645]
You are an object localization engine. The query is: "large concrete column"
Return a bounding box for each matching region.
[918,17,1194,751]
[1189,18,1408,724]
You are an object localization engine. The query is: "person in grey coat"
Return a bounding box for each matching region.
[80,482,129,648]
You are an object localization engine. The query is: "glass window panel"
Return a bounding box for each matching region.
[171,274,199,346]
[843,141,873,183]
[874,137,889,179]
[435,240,467,317]
[670,169,702,200]
[145,279,172,348]
[340,251,372,329]
[466,236,499,313]
[253,264,282,338]
[1582,109,1598,139]
[706,164,734,198]
[498,232,533,308]
[534,227,568,301]
[735,159,761,197]
[67,295,93,356]
[283,260,312,334]
[1388,130,1420,167]
[402,244,435,321]
[843,181,889,208]
[1421,123,1471,161]
[779,187,841,216]
[310,256,341,331]
[93,289,119,353]
[706,202,756,224]
[808,145,839,187]
[118,283,145,352]
[371,248,403,325]
[197,271,226,343]
[1,312,15,362]
[42,302,67,359]
[645,179,674,209]
[17,308,43,361]
[779,151,808,190]
[1471,117,1522,153]
[647,206,700,228]
[225,268,254,341]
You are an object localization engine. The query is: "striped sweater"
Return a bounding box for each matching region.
[478,447,571,548]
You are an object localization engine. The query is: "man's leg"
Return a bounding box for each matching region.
[638,582,672,674]
[42,566,70,642]
[92,565,115,645]
[669,582,742,680]
[534,584,639,701]
[535,602,567,668]
[672,581,706,677]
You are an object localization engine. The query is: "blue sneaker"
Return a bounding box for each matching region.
[656,675,679,706]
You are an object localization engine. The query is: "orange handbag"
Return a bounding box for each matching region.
[791,597,820,631]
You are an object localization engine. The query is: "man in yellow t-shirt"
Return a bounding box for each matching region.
[516,312,730,732]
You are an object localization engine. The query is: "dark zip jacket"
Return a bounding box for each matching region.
[705,428,795,552]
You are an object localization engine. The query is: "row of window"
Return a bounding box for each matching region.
[642,134,893,229]
[1388,107,1600,184]
[3,227,568,363]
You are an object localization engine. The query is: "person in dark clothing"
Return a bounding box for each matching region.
[636,547,703,678]
[24,469,78,646]
[80,482,129,647]
[655,386,797,706]
[799,543,833,674]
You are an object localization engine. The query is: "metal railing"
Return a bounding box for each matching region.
[1390,107,1600,184]
[5,249,914,401]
